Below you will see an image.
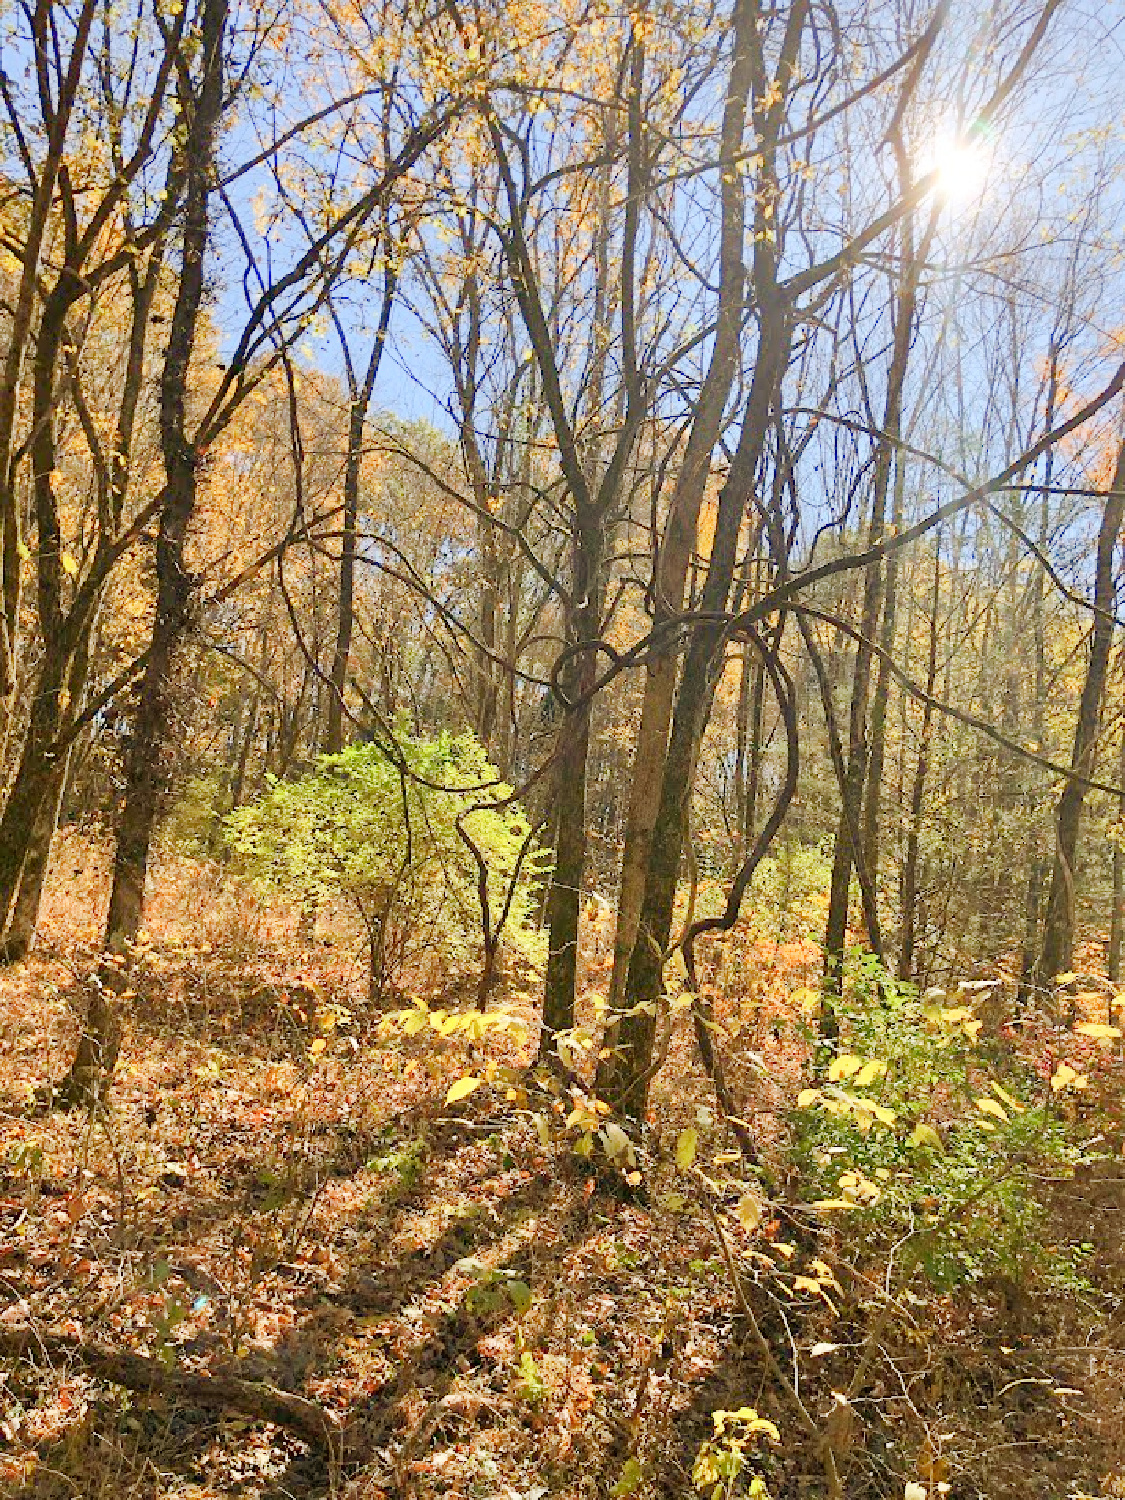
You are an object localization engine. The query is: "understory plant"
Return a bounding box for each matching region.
[225,731,545,998]
[792,953,1092,1293]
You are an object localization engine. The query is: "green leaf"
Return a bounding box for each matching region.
[505,1279,532,1315]
[612,1457,644,1496]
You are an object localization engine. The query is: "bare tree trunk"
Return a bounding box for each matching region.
[0,0,99,738]
[597,288,792,1119]
[1,614,94,958]
[607,0,757,1011]
[863,443,907,875]
[539,532,602,1055]
[899,546,941,981]
[1109,698,1125,983]
[61,0,228,1104]
[326,259,396,754]
[1018,454,1053,1000]
[1037,442,1125,985]
[824,180,924,998]
[103,0,227,955]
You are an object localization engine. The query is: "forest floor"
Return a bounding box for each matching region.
[1,835,1124,1500]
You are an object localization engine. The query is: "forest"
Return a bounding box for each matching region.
[0,0,1123,1495]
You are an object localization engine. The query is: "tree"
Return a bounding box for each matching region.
[1037,440,1125,985]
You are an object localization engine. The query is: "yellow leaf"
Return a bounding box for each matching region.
[797,1088,821,1108]
[828,1054,863,1081]
[601,1121,633,1162]
[747,1416,780,1441]
[810,1258,843,1292]
[1050,1062,1088,1093]
[61,551,78,577]
[734,1194,761,1233]
[975,1097,1008,1122]
[810,1198,860,1211]
[1074,1022,1121,1039]
[445,1076,482,1104]
[908,1123,943,1151]
[990,1081,1024,1112]
[855,1058,887,1088]
[675,1127,698,1169]
[309,1038,326,1055]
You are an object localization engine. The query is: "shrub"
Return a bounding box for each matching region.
[792,953,1088,1294]
[225,732,546,998]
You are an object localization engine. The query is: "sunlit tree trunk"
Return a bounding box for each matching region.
[597,293,791,1119]
[1,615,95,958]
[608,0,756,1011]
[1109,696,1125,983]
[1037,441,1125,985]
[61,0,229,1103]
[824,177,925,998]
[326,253,396,754]
[899,546,941,981]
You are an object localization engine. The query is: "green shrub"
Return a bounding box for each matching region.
[225,732,546,997]
[792,953,1087,1293]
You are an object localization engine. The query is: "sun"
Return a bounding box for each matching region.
[924,130,993,207]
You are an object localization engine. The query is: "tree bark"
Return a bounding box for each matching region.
[1109,698,1125,983]
[898,545,941,981]
[608,0,757,1011]
[1037,441,1125,985]
[58,0,228,1105]
[823,186,923,998]
[0,1324,339,1451]
[1,614,94,958]
[326,257,396,754]
[597,290,792,1119]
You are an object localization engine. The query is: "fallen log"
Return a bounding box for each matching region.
[0,1324,341,1453]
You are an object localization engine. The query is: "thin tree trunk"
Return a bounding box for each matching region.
[1,615,95,958]
[607,0,758,1011]
[1109,699,1125,982]
[326,259,396,754]
[1018,454,1053,999]
[899,546,941,981]
[862,446,907,874]
[539,530,603,1055]
[824,184,924,998]
[597,288,792,1119]
[61,0,228,1104]
[1038,442,1125,985]
[0,0,99,736]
